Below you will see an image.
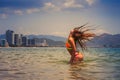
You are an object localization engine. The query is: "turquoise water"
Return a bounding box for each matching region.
[0,47,120,80]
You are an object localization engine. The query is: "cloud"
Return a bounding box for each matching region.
[43,2,61,11]
[0,0,43,9]
[44,2,55,8]
[0,0,97,17]
[63,0,83,8]
[95,29,110,35]
[50,31,67,36]
[0,14,8,19]
[0,0,43,17]
[85,0,96,5]
[14,10,23,15]
[26,8,40,14]
[43,0,84,12]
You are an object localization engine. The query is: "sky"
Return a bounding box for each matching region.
[0,0,120,37]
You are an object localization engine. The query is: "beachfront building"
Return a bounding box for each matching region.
[41,40,48,47]
[19,34,23,46]
[6,30,14,46]
[22,36,28,46]
[28,39,32,46]
[31,38,39,46]
[0,39,9,47]
[14,34,22,46]
[14,34,19,46]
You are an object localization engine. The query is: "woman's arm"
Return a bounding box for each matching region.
[69,37,77,52]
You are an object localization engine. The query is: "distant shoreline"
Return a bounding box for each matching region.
[1,46,120,48]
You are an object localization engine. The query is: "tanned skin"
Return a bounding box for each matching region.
[66,24,95,64]
[67,31,83,63]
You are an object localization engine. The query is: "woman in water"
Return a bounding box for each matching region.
[66,24,95,64]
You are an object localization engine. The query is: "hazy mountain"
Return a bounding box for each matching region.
[1,33,120,47]
[27,35,66,46]
[27,35,66,42]
[87,33,120,48]
[37,38,65,47]
[0,34,66,41]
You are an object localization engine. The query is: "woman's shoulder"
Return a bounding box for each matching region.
[68,37,74,41]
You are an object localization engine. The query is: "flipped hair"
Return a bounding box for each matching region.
[72,23,95,50]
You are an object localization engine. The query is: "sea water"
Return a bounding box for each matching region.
[0,47,120,80]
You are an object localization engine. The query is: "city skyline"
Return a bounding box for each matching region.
[0,30,49,47]
[0,0,120,37]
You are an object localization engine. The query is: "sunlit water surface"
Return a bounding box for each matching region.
[0,47,120,80]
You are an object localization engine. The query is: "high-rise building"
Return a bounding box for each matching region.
[31,38,40,46]
[14,34,20,46]
[0,39,9,47]
[22,36,28,46]
[6,30,14,46]
[19,34,23,46]
[28,39,32,46]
